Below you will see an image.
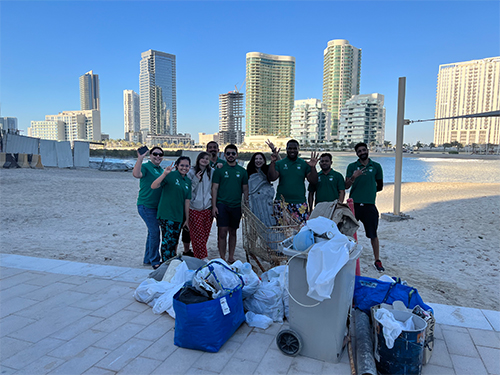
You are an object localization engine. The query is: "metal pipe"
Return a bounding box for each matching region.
[393,77,406,215]
[354,308,377,375]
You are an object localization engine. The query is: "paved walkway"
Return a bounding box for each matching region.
[1,253,498,375]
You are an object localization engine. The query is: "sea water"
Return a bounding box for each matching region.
[91,156,500,184]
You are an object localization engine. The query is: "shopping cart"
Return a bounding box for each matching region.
[241,202,301,272]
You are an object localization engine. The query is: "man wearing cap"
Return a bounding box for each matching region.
[345,142,384,272]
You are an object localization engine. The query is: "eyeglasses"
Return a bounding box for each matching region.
[225,151,236,156]
[152,152,164,157]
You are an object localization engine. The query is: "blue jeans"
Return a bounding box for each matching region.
[138,205,161,266]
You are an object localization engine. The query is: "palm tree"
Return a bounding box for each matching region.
[442,143,452,151]
[415,141,423,150]
[429,142,435,150]
[383,140,392,151]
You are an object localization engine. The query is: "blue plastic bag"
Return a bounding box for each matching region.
[353,276,433,315]
[173,262,245,352]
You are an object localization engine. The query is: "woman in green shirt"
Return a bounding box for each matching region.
[132,146,164,269]
[151,156,192,262]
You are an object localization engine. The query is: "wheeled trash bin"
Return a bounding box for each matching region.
[276,239,361,363]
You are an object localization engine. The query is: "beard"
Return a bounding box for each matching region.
[358,153,368,161]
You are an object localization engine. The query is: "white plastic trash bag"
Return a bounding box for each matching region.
[192,259,243,299]
[152,262,194,317]
[231,260,261,299]
[305,216,342,239]
[245,311,273,330]
[243,278,284,322]
[134,278,172,304]
[374,308,415,349]
[306,235,355,302]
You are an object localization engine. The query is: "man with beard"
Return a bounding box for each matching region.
[206,141,225,169]
[308,153,345,209]
[345,142,384,272]
[212,144,249,263]
[268,139,319,223]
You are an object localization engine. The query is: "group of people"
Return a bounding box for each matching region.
[134,139,385,272]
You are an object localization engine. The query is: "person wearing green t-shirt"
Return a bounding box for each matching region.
[267,139,319,223]
[211,144,249,263]
[133,146,164,269]
[345,142,384,272]
[151,156,192,263]
[308,153,345,209]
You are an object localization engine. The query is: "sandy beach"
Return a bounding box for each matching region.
[1,167,499,311]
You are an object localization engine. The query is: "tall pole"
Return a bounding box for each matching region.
[394,77,406,215]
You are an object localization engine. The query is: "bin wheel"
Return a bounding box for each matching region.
[276,329,302,357]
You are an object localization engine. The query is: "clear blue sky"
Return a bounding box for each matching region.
[1,1,498,144]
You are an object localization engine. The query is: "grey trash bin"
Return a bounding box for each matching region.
[276,238,361,363]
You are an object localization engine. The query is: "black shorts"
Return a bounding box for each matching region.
[216,203,242,229]
[353,203,379,239]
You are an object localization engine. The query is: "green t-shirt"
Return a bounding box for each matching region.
[137,161,163,208]
[275,157,312,204]
[157,170,192,222]
[346,159,383,204]
[212,163,248,207]
[308,169,345,204]
[210,157,225,169]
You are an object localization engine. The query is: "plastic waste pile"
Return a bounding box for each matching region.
[134,258,291,327]
[287,216,358,302]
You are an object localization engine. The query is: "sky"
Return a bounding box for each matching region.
[1,1,498,144]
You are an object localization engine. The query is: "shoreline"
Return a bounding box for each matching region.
[0,168,499,311]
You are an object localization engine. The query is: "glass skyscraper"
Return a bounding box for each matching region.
[322,39,361,138]
[79,70,100,111]
[139,49,177,139]
[245,52,295,137]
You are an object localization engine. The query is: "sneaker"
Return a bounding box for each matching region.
[374,260,385,272]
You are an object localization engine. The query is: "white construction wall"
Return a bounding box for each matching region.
[73,141,90,167]
[3,133,39,154]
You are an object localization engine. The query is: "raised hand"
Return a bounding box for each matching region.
[353,167,366,178]
[164,162,175,175]
[266,139,277,153]
[196,170,203,181]
[307,151,319,167]
[271,147,281,162]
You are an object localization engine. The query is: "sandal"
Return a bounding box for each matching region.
[182,251,195,257]
[152,263,162,270]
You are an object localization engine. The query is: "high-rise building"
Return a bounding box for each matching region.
[322,39,361,138]
[124,90,141,142]
[30,110,101,141]
[338,93,385,146]
[290,99,331,144]
[219,91,244,145]
[434,57,500,146]
[0,117,19,134]
[79,70,100,110]
[139,49,177,139]
[28,120,66,140]
[245,52,295,137]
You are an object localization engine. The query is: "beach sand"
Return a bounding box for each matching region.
[1,167,499,310]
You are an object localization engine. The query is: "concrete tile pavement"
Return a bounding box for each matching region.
[1,253,498,375]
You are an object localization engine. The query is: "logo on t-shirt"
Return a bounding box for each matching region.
[224,171,229,178]
[368,167,374,173]
[297,165,301,169]
[284,164,288,170]
[175,179,180,186]
[329,177,333,181]
[236,173,240,178]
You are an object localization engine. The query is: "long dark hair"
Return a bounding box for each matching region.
[247,152,270,180]
[194,151,211,179]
